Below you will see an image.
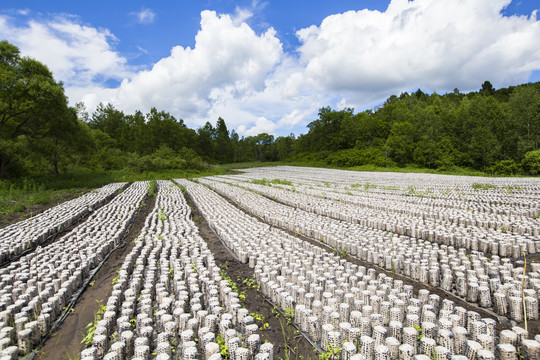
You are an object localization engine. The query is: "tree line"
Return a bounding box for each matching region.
[294,81,540,175]
[1,39,539,178]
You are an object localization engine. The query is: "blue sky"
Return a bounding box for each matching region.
[1,0,540,136]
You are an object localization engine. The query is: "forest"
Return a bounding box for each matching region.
[1,39,540,178]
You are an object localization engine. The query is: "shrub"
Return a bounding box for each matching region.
[485,159,520,175]
[522,150,540,175]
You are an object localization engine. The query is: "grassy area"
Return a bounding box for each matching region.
[0,182,84,217]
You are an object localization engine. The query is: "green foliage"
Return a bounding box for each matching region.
[522,150,540,175]
[284,307,295,325]
[319,342,343,360]
[158,208,168,222]
[485,160,520,175]
[81,300,107,346]
[0,40,88,178]
[216,333,229,360]
[220,267,239,295]
[250,178,293,186]
[111,270,120,285]
[472,182,498,190]
[148,180,158,196]
[326,148,388,168]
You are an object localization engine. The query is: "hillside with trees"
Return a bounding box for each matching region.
[1,40,539,178]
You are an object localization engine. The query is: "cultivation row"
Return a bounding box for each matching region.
[217,173,539,234]
[0,182,148,358]
[197,178,540,324]
[209,175,539,255]
[80,181,273,360]
[179,178,540,359]
[0,182,126,266]
[236,166,540,210]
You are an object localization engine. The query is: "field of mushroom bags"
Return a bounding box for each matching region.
[0,183,126,266]
[0,166,539,360]
[0,182,148,359]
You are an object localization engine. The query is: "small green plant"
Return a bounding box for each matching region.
[332,246,346,259]
[472,182,497,190]
[250,312,269,329]
[242,275,259,290]
[158,208,168,222]
[148,180,157,196]
[413,324,423,340]
[220,267,239,294]
[319,342,343,360]
[111,269,120,285]
[216,333,229,360]
[363,182,377,191]
[81,300,107,346]
[270,178,293,186]
[284,307,295,325]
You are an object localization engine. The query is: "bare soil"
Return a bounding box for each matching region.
[37,193,156,360]
[186,193,319,360]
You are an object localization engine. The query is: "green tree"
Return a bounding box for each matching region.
[31,107,95,174]
[214,117,232,162]
[480,80,495,95]
[509,85,540,158]
[385,121,414,165]
[0,40,73,177]
[197,121,215,158]
[89,103,127,147]
[522,150,540,175]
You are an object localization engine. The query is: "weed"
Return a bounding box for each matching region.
[242,275,259,290]
[472,182,497,190]
[318,342,342,360]
[148,180,158,196]
[81,300,107,346]
[220,267,239,295]
[284,307,295,325]
[413,324,423,340]
[158,208,168,222]
[216,333,229,360]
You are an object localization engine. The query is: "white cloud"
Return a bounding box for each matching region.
[0,14,131,90]
[239,117,277,136]
[133,8,156,24]
[295,0,540,107]
[1,0,539,137]
[95,10,284,127]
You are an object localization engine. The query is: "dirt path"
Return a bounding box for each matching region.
[37,193,156,360]
[186,193,319,360]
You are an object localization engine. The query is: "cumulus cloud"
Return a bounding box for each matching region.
[296,0,540,106]
[0,14,131,89]
[1,0,539,137]
[133,8,156,24]
[97,10,284,126]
